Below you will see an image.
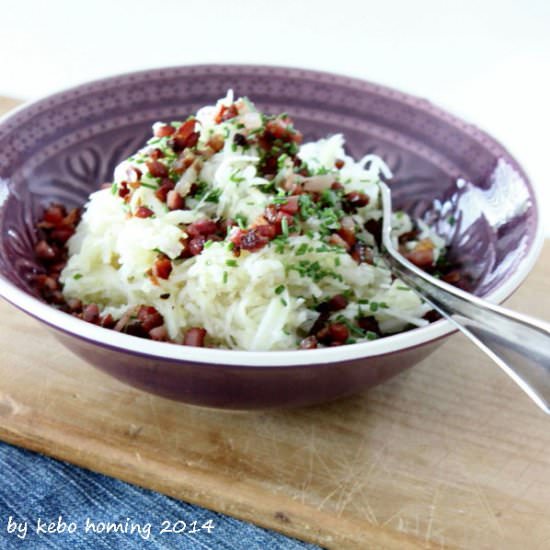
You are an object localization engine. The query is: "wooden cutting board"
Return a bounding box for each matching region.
[1,98,550,549]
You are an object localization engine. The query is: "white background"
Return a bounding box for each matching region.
[1,0,548,234]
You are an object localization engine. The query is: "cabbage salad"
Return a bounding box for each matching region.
[58,92,447,350]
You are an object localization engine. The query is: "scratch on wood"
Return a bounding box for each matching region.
[274,511,291,524]
[147,395,164,443]
[0,394,30,417]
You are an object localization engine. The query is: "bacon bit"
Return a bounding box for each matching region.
[149,325,168,341]
[264,205,278,224]
[155,178,175,202]
[135,206,154,218]
[404,248,434,268]
[66,297,82,311]
[49,290,65,305]
[169,118,200,152]
[398,229,419,244]
[153,257,173,279]
[442,270,461,284]
[215,104,238,124]
[251,215,268,229]
[82,303,100,324]
[183,327,207,347]
[154,124,175,138]
[33,275,57,291]
[124,166,142,183]
[230,228,268,252]
[166,190,185,210]
[137,305,164,332]
[358,316,380,334]
[100,313,116,329]
[328,294,348,311]
[335,159,345,169]
[265,117,302,143]
[233,133,248,147]
[328,233,349,250]
[260,155,278,176]
[43,204,66,225]
[299,336,318,349]
[351,243,374,264]
[147,160,169,178]
[207,134,225,152]
[423,310,442,323]
[118,181,130,198]
[48,261,67,275]
[328,323,349,343]
[364,218,382,247]
[173,151,198,176]
[188,236,206,256]
[337,226,356,248]
[186,219,218,238]
[50,227,74,244]
[63,208,80,227]
[219,218,237,235]
[243,230,268,250]
[344,191,369,209]
[255,224,277,239]
[315,326,330,342]
[35,240,59,261]
[149,148,165,160]
[176,118,197,140]
[279,195,299,215]
[331,181,344,191]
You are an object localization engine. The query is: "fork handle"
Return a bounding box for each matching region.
[384,251,550,413]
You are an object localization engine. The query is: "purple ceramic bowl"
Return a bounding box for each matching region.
[0,65,543,409]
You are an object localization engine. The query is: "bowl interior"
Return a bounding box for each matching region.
[0,65,539,319]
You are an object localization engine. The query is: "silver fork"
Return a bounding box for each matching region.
[379,182,550,414]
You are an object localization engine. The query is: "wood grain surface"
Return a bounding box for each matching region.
[1,99,550,549]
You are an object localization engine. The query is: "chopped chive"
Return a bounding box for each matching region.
[295,243,308,256]
[369,302,379,312]
[379,302,390,309]
[229,169,245,184]
[227,241,235,251]
[275,285,285,295]
[111,183,117,195]
[281,217,289,237]
[226,259,238,267]
[204,240,213,249]
[396,285,411,291]
[280,297,288,307]
[235,214,248,229]
[366,331,379,340]
[223,271,228,284]
[140,182,158,190]
[73,274,83,280]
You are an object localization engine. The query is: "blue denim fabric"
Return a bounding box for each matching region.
[0,442,321,549]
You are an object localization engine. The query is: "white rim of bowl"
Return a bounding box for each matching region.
[0,67,544,368]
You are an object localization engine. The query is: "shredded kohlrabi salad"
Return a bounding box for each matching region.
[55,91,448,350]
